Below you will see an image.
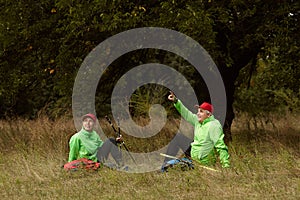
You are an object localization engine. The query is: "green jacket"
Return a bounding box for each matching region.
[68,128,104,162]
[174,100,230,168]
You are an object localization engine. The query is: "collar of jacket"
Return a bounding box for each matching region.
[80,127,93,136]
[199,115,215,125]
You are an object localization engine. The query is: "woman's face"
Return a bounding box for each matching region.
[82,117,95,132]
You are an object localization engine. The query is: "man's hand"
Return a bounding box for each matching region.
[222,163,230,168]
[168,91,178,103]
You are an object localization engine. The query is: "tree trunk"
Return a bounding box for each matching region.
[220,66,238,145]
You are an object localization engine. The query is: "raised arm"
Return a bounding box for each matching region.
[168,91,198,126]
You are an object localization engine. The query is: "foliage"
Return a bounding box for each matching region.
[234,2,300,115]
[0,0,299,124]
[0,0,61,118]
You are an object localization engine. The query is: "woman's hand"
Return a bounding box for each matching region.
[116,135,123,143]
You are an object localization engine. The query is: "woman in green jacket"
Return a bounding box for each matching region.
[166,91,230,168]
[68,113,123,166]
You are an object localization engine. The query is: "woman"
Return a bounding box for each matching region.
[68,113,123,166]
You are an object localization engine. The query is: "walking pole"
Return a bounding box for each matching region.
[105,116,137,165]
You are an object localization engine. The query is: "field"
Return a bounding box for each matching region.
[0,114,299,199]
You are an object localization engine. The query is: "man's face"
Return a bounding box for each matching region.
[197,108,210,123]
[82,117,95,132]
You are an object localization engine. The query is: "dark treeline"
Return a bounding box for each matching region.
[0,0,299,143]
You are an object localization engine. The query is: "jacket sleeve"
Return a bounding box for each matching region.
[214,138,230,168]
[68,135,80,162]
[209,124,230,168]
[174,99,198,126]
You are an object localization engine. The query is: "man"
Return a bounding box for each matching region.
[166,91,230,168]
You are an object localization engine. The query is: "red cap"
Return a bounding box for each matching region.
[195,102,213,113]
[82,113,97,122]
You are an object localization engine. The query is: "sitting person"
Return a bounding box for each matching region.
[164,91,230,168]
[67,113,123,168]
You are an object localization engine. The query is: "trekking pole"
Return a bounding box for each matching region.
[117,117,121,136]
[116,117,123,152]
[105,116,137,165]
[105,115,118,133]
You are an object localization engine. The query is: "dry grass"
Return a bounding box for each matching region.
[0,114,299,199]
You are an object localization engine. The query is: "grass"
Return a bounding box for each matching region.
[0,114,299,199]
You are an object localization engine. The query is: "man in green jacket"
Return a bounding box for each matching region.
[68,113,123,166]
[166,91,230,168]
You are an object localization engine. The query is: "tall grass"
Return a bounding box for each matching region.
[0,114,299,199]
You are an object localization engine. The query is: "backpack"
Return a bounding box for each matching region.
[64,158,101,171]
[161,157,194,172]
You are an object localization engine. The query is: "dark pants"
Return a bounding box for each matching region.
[97,138,122,165]
[164,132,193,162]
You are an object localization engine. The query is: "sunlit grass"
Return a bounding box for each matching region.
[0,114,299,199]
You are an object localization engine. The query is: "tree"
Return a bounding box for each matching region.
[0,0,299,144]
[202,0,299,142]
[234,2,300,115]
[0,0,62,117]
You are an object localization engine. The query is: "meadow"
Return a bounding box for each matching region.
[0,113,299,200]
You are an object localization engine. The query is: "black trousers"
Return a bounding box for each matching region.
[96,138,122,165]
[164,132,193,162]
